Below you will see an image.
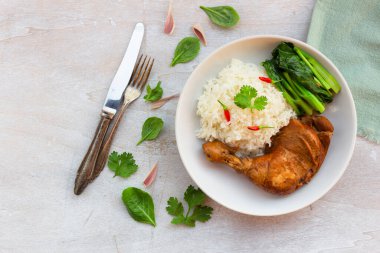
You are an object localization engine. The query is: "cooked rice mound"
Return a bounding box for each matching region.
[197,59,296,155]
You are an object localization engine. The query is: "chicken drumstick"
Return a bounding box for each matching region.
[203,116,334,195]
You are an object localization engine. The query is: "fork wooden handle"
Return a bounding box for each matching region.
[91,103,129,181]
[74,113,112,195]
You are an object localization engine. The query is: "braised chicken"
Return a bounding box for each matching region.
[203,116,334,195]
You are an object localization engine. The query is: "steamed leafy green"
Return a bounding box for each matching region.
[294,47,341,94]
[272,42,333,103]
[262,42,341,116]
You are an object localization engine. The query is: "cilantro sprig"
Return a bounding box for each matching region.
[166,185,213,227]
[108,151,138,178]
[234,85,268,112]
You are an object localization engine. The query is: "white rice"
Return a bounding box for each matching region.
[196,59,296,155]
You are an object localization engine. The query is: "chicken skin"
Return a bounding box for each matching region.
[203,116,334,195]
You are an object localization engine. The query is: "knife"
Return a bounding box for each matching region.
[74,23,144,195]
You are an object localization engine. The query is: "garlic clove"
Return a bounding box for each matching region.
[151,93,180,110]
[143,162,158,187]
[164,3,175,35]
[192,23,207,46]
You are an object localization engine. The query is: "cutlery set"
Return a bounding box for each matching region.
[74,23,153,195]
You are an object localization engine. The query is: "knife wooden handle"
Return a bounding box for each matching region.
[91,103,129,181]
[74,113,112,195]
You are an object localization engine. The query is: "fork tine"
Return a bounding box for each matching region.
[134,57,151,88]
[137,58,154,91]
[129,54,143,83]
[131,55,147,87]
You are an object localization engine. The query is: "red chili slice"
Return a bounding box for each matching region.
[218,100,231,123]
[247,125,274,131]
[259,76,272,83]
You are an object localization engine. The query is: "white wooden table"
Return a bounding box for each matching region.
[1,0,380,252]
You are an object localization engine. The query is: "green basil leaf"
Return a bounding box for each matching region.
[170,37,200,67]
[122,187,156,227]
[200,6,240,28]
[137,117,164,145]
[144,81,163,102]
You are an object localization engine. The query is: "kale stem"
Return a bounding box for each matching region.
[294,46,341,94]
[283,72,325,114]
[294,47,331,92]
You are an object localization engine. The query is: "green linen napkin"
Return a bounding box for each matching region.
[307,0,380,143]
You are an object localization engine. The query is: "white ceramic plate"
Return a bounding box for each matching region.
[175,35,356,216]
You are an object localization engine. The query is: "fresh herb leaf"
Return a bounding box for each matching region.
[200,6,240,28]
[108,151,138,178]
[171,215,186,224]
[166,197,184,216]
[233,85,268,112]
[190,205,213,222]
[170,37,200,67]
[183,218,196,227]
[166,197,186,225]
[184,185,206,209]
[144,81,163,102]
[166,185,213,227]
[137,117,164,145]
[253,96,268,111]
[233,85,257,109]
[122,187,156,227]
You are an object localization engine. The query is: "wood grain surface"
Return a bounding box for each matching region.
[1,0,379,252]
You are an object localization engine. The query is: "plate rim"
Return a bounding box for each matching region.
[175,34,357,216]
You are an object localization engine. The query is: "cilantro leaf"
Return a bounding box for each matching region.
[171,215,186,224]
[166,185,213,227]
[253,96,268,111]
[234,85,268,111]
[183,217,196,227]
[184,185,206,209]
[108,151,120,170]
[191,205,213,222]
[107,151,138,178]
[166,197,184,216]
[234,85,257,109]
[144,81,163,102]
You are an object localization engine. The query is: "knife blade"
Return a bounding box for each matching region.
[74,23,144,195]
[103,22,145,115]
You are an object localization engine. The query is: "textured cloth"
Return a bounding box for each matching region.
[307,0,380,143]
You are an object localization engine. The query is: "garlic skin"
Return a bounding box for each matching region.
[164,3,175,35]
[192,24,207,46]
[143,162,158,187]
[151,94,180,110]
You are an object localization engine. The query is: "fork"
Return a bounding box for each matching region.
[90,55,154,181]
